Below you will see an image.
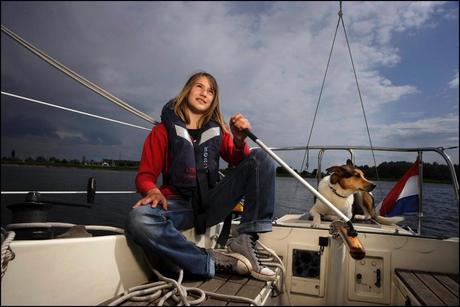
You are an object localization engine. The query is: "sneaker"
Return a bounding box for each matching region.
[226,233,276,281]
[209,249,251,275]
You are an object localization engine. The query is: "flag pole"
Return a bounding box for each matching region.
[417,152,423,235]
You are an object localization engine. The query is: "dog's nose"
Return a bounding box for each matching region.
[368,183,376,191]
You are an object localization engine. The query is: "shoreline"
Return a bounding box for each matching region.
[2,162,455,184]
[1,161,138,172]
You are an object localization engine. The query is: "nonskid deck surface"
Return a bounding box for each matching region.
[102,273,272,306]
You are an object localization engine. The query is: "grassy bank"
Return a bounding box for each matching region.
[1,161,138,171]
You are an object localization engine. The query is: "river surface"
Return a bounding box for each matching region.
[1,165,458,238]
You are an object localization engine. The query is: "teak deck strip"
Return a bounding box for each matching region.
[192,273,267,306]
[102,273,268,306]
[395,269,459,306]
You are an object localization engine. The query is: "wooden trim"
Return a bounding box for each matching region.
[395,269,459,306]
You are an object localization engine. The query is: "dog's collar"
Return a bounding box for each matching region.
[328,183,349,199]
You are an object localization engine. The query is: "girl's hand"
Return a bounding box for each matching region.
[230,113,252,148]
[133,187,168,210]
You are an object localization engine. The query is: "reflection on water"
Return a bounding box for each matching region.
[1,165,458,238]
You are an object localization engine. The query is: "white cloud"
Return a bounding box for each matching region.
[449,71,459,89]
[2,1,458,165]
[374,113,459,146]
[344,1,445,45]
[55,129,86,141]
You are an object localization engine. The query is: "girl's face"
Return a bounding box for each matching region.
[187,76,215,114]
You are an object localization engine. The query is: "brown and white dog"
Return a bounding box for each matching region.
[309,159,404,228]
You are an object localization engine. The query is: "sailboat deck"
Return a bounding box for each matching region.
[395,269,459,306]
[102,273,272,306]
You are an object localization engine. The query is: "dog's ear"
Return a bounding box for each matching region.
[346,159,354,167]
[327,165,343,184]
[329,173,340,184]
[328,164,354,179]
[326,165,342,174]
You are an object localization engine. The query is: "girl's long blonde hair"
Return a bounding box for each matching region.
[173,72,229,133]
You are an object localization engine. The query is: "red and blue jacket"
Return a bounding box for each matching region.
[136,103,250,198]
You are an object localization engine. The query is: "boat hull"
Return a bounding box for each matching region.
[1,235,151,306]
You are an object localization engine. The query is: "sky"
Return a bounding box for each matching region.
[1,1,459,171]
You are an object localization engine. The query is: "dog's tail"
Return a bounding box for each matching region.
[359,191,405,225]
[374,215,405,225]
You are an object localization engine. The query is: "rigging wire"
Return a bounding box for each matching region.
[1,25,158,125]
[300,2,382,186]
[299,6,342,172]
[1,91,151,131]
[340,12,382,184]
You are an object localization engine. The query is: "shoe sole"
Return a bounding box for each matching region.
[250,270,277,282]
[226,246,277,282]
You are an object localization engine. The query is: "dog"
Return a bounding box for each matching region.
[309,159,404,228]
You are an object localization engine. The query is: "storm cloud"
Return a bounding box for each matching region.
[1,1,458,167]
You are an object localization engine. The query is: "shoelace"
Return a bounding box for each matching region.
[250,237,264,267]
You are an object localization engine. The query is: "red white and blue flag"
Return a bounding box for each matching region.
[379,159,420,217]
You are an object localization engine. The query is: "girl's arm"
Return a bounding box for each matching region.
[135,124,168,195]
[220,131,250,166]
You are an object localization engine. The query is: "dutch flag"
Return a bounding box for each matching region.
[379,159,420,217]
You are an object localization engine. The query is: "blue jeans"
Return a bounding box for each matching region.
[125,149,275,278]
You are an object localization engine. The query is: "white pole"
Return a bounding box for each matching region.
[247,130,350,222]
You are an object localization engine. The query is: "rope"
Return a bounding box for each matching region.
[109,249,261,306]
[256,240,292,306]
[1,25,158,125]
[1,91,151,132]
[1,228,16,279]
[110,240,288,306]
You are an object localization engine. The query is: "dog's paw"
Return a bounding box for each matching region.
[353,214,367,220]
[311,217,322,228]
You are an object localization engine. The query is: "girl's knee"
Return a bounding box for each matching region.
[127,206,146,225]
[251,148,275,170]
[250,148,266,160]
[126,206,164,237]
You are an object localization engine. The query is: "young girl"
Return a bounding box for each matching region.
[126,71,276,281]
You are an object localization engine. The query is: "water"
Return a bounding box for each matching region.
[275,177,459,238]
[1,165,458,238]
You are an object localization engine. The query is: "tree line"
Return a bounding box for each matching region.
[1,155,139,169]
[2,155,459,182]
[276,161,459,183]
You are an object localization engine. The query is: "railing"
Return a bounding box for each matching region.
[265,145,459,235]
